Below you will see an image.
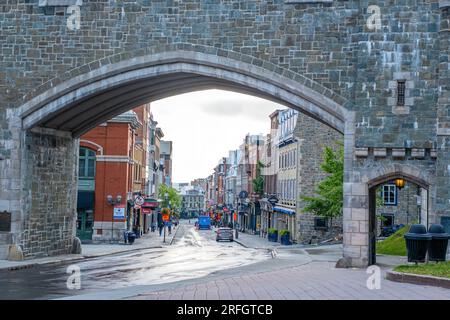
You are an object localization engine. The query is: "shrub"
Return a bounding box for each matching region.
[279,230,290,237]
[268,228,278,234]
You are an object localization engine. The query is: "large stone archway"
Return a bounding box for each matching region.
[0,1,448,266]
[8,48,354,260]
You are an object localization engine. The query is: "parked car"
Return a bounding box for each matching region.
[216,227,234,242]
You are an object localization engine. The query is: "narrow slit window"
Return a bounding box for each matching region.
[397,81,406,106]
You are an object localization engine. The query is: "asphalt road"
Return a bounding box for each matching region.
[0,222,269,300]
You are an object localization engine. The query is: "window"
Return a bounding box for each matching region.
[382,184,397,205]
[288,180,291,200]
[380,213,394,228]
[314,217,328,230]
[79,147,96,178]
[397,81,406,106]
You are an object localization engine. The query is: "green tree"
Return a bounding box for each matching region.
[252,160,265,196]
[300,142,344,225]
[158,184,182,212]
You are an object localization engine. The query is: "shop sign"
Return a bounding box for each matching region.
[142,207,152,214]
[113,204,126,220]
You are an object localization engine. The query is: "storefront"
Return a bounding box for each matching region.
[259,198,273,238]
[141,198,160,233]
[248,201,261,234]
[273,206,296,242]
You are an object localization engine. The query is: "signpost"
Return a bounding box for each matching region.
[134,195,144,206]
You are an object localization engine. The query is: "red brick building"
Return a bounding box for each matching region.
[77,111,142,242]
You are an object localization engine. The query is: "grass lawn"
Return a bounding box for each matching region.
[376,225,408,256]
[394,261,450,279]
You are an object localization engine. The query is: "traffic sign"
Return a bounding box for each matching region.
[134,195,144,206]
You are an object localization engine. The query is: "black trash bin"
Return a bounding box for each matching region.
[428,224,449,262]
[404,224,431,263]
[127,232,136,245]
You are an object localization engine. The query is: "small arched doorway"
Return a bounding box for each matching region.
[368,174,430,265]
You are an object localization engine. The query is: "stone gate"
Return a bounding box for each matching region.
[0,0,449,267]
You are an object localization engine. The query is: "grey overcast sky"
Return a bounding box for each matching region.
[151,89,286,183]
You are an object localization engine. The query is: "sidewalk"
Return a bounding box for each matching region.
[234,231,321,250]
[0,225,180,272]
[234,231,284,249]
[233,231,411,267]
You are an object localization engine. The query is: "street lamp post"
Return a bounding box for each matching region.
[106,194,122,243]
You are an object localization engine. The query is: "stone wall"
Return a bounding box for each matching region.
[375,183,422,233]
[19,129,78,259]
[295,113,343,244]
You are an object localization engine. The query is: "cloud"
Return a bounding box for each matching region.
[151,89,286,182]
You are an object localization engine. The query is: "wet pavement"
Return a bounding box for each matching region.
[0,223,269,300]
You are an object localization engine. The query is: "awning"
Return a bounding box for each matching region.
[142,198,160,208]
[273,206,296,215]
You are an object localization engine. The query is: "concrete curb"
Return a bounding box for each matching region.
[169,225,180,245]
[233,238,248,248]
[386,270,450,289]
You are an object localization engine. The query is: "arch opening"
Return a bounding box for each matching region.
[18,51,349,138]
[367,174,430,266]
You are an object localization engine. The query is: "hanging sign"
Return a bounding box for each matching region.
[142,207,152,214]
[134,195,145,206]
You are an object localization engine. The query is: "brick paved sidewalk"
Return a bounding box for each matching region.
[130,261,450,300]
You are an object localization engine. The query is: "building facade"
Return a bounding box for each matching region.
[180,186,205,218]
[160,140,173,187]
[295,112,343,244]
[260,110,281,238]
[376,182,424,235]
[78,111,141,243]
[274,109,298,242]
[75,104,169,243]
